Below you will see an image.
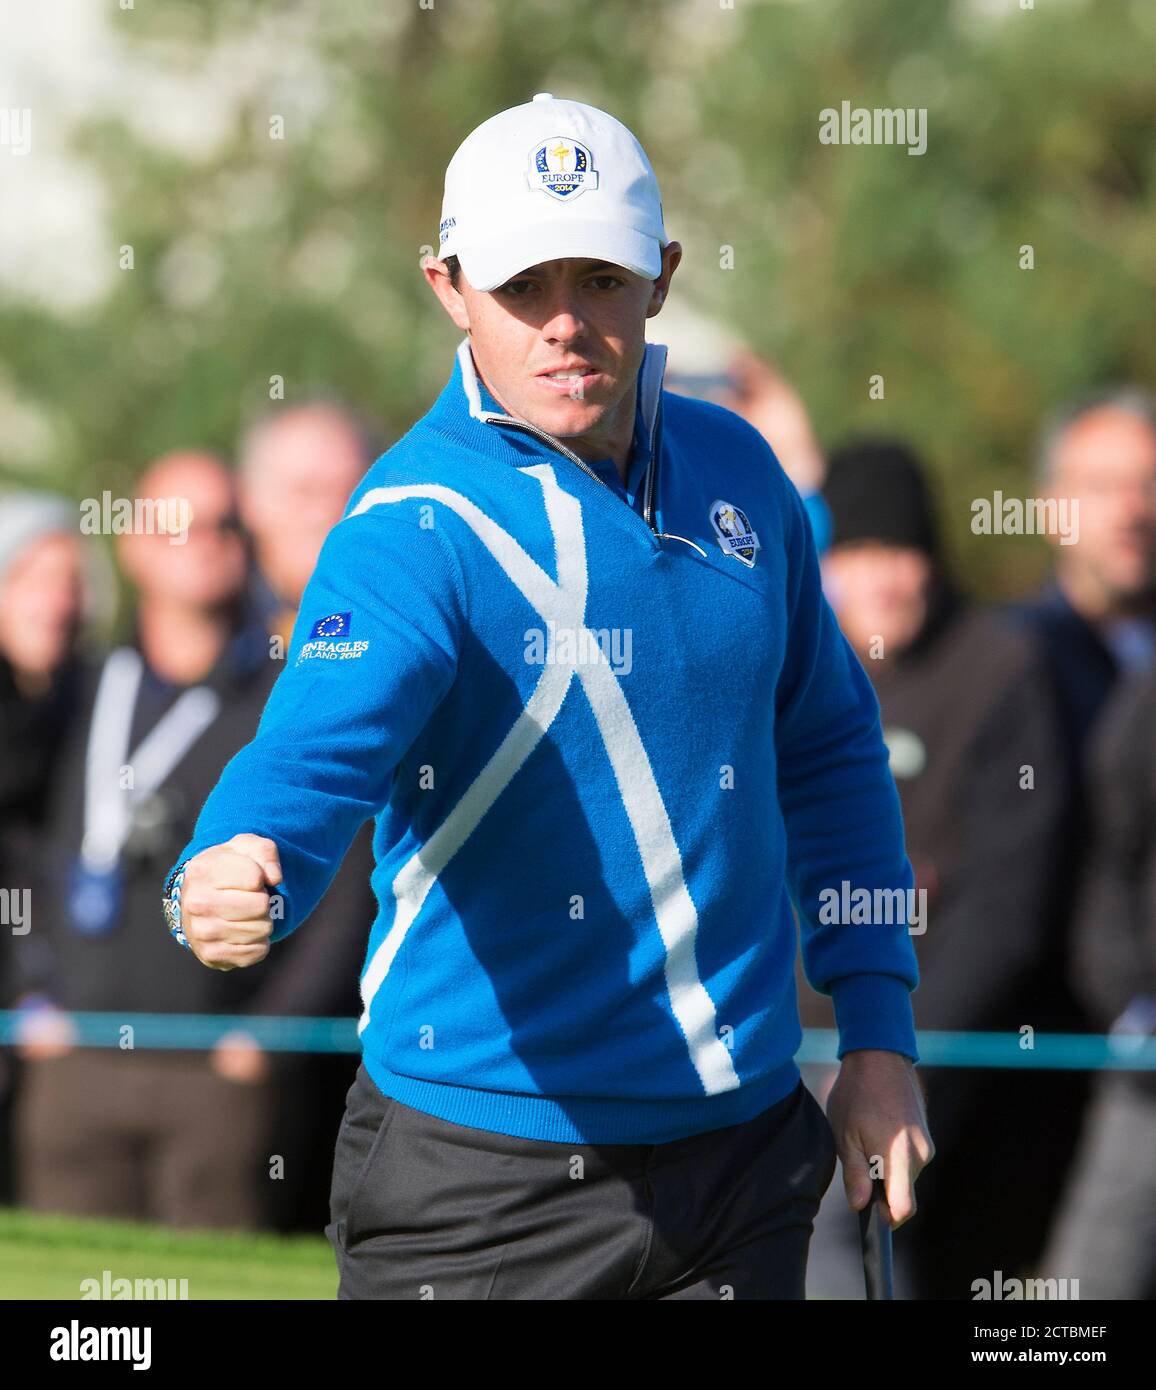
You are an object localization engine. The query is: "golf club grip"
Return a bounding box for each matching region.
[859,1177,894,1300]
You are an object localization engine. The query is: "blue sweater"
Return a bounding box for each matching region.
[166,339,920,1144]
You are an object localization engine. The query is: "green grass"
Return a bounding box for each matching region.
[0,1208,336,1300]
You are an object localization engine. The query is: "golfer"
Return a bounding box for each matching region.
[164,93,933,1300]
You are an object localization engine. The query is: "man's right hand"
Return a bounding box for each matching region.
[179,834,283,971]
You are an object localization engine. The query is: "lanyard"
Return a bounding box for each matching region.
[80,646,221,867]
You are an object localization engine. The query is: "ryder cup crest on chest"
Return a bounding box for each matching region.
[710,499,760,567]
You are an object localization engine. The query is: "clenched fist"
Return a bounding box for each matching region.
[178,833,283,971]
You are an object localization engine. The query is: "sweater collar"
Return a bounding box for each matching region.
[423,335,668,471]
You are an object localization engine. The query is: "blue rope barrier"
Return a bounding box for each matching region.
[797,1029,1156,1070]
[0,1011,359,1053]
[1,1013,1155,1068]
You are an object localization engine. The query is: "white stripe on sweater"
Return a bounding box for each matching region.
[348,466,739,1094]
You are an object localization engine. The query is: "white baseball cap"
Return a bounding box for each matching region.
[437,93,668,292]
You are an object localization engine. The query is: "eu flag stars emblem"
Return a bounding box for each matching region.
[309,611,352,639]
[709,500,760,568]
[527,137,599,202]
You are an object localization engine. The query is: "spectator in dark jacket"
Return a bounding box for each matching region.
[1041,665,1156,1298]
[799,441,1070,1299]
[1003,388,1156,1295]
[1013,388,1156,747]
[1009,389,1156,1023]
[0,498,87,827]
[235,401,383,1231]
[0,492,106,1201]
[11,453,357,1228]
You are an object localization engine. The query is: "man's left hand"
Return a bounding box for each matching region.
[825,1048,934,1228]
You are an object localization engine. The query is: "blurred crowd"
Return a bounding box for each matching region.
[0,402,382,1233]
[693,363,1156,1301]
[1,353,1154,1299]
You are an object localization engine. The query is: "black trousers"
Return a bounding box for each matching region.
[326,1063,838,1300]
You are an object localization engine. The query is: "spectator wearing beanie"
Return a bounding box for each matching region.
[798,441,1075,1299]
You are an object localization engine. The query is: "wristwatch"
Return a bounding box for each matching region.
[163,860,192,951]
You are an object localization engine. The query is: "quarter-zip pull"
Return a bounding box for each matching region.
[655,533,708,558]
[480,412,610,490]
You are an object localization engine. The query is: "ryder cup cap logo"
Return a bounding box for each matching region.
[309,611,351,639]
[527,136,599,201]
[709,500,760,567]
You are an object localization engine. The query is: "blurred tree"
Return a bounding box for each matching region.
[0,0,1153,598]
